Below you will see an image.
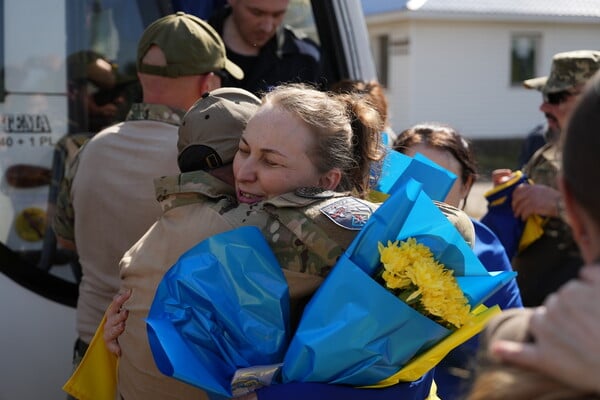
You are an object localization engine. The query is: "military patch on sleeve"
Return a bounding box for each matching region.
[320,197,373,230]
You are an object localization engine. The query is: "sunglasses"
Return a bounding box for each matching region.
[544,90,581,105]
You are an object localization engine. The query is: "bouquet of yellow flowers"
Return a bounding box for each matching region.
[377,238,472,331]
[281,179,515,386]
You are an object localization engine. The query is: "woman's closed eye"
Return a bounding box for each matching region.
[262,156,282,167]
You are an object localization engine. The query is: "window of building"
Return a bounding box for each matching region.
[510,33,540,86]
[376,34,389,87]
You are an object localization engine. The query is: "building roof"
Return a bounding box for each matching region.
[361,0,600,20]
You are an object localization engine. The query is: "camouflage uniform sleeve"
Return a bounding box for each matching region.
[221,196,358,331]
[52,140,86,242]
[522,143,560,188]
[221,193,369,275]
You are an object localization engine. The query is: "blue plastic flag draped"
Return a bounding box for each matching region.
[282,179,516,385]
[146,226,290,398]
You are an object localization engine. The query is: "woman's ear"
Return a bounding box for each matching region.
[459,175,474,207]
[463,174,475,194]
[318,168,342,190]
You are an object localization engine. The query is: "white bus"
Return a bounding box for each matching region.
[0,0,376,398]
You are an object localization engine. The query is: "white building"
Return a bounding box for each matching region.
[361,0,600,139]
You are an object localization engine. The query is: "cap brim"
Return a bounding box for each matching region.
[225,59,244,80]
[522,76,547,91]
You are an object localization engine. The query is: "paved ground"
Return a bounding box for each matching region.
[464,180,493,220]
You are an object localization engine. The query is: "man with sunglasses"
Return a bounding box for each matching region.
[491,50,600,307]
[524,51,600,135]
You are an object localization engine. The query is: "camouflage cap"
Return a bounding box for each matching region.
[177,87,261,172]
[523,50,600,93]
[137,12,243,79]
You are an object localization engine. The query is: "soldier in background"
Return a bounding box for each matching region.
[489,50,600,306]
[467,69,600,400]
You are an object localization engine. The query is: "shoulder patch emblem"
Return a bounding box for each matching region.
[320,197,373,230]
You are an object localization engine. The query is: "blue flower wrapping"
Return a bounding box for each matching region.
[374,149,456,201]
[145,226,290,398]
[282,257,450,385]
[282,179,516,385]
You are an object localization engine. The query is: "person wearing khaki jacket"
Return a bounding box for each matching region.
[117,88,258,400]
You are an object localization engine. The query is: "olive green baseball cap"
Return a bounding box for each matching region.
[523,50,600,93]
[177,88,261,172]
[137,12,243,80]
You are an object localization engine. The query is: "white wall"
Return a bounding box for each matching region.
[369,23,411,133]
[367,17,600,139]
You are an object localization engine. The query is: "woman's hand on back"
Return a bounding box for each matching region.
[103,289,132,356]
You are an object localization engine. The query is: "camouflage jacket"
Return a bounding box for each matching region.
[223,190,377,277]
[53,103,185,241]
[220,190,474,328]
[222,190,380,328]
[523,142,560,189]
[523,141,573,235]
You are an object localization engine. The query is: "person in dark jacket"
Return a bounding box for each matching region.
[209,0,322,95]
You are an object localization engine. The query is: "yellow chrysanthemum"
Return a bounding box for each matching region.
[377,238,473,329]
